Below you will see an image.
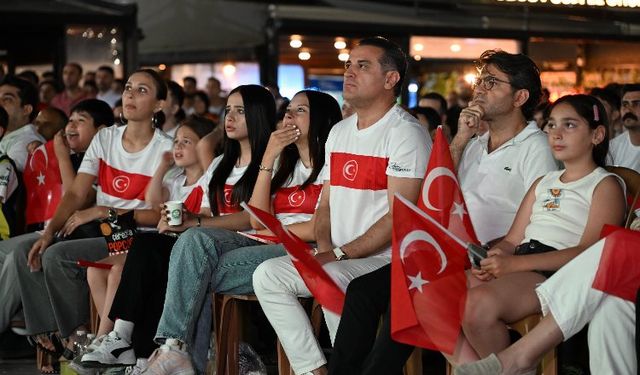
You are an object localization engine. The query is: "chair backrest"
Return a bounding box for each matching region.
[605,166,640,228]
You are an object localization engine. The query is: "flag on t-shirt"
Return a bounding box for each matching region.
[392,128,476,353]
[23,141,62,225]
[242,202,345,314]
[391,194,468,354]
[592,227,640,302]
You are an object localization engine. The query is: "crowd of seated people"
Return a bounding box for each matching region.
[0,36,639,375]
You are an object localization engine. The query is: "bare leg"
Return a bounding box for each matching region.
[87,254,127,336]
[463,271,546,358]
[455,313,563,375]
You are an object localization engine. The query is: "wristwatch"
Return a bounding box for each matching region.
[106,207,118,223]
[332,246,349,261]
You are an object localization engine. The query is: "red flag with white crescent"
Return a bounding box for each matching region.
[391,194,467,354]
[392,127,476,350]
[23,141,62,225]
[242,202,345,314]
[592,227,640,302]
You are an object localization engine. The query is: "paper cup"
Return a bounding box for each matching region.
[165,201,183,226]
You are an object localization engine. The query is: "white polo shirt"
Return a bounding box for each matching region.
[607,132,640,173]
[458,121,558,244]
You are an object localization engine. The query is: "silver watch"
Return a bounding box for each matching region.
[332,246,348,261]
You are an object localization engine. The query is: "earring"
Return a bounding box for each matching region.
[152,113,159,128]
[119,112,127,125]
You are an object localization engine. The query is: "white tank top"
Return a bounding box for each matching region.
[523,167,618,250]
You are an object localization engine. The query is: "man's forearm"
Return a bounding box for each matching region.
[450,134,471,170]
[314,204,333,251]
[342,213,392,259]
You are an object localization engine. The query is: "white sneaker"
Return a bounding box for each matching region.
[81,331,136,368]
[125,358,148,375]
[142,342,194,375]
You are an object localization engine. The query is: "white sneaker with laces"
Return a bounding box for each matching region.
[81,331,136,368]
[142,340,194,375]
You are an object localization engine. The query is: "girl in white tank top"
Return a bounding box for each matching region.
[452,94,626,368]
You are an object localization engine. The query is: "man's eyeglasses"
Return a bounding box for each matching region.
[472,76,511,91]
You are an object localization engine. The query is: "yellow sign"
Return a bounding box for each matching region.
[496,0,639,8]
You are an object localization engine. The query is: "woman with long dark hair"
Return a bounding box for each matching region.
[142,89,342,375]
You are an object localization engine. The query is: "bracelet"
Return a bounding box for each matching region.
[259,164,274,172]
[196,216,202,227]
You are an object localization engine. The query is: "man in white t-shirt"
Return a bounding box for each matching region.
[253,37,431,375]
[95,66,121,108]
[0,75,46,172]
[327,49,558,375]
[608,84,640,173]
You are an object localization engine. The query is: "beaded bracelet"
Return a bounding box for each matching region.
[259,164,274,172]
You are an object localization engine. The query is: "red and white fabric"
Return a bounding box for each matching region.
[322,105,431,255]
[78,125,173,210]
[23,141,61,225]
[272,160,324,226]
[199,155,246,215]
[162,168,207,214]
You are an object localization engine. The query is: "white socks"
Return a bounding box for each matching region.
[114,319,135,343]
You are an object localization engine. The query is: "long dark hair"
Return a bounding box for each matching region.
[271,90,342,191]
[549,94,609,168]
[209,85,275,216]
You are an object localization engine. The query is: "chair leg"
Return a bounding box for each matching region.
[228,299,240,375]
[277,339,293,375]
[403,348,422,375]
[216,296,233,375]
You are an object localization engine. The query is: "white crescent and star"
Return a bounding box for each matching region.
[421,166,458,212]
[113,176,130,193]
[451,201,466,220]
[288,190,306,207]
[399,229,448,276]
[343,160,358,181]
[30,145,49,180]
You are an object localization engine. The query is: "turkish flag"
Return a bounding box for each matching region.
[417,127,478,244]
[592,228,640,302]
[391,194,468,354]
[391,127,475,352]
[23,141,62,225]
[242,203,345,314]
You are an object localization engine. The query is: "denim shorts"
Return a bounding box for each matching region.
[514,239,556,278]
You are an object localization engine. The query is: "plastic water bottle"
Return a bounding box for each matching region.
[73,330,88,357]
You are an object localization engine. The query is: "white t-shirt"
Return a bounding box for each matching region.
[322,105,431,255]
[0,157,18,204]
[607,132,640,173]
[97,89,121,108]
[0,124,45,172]
[458,122,558,244]
[163,167,207,214]
[201,155,248,215]
[272,160,324,226]
[524,167,616,249]
[78,126,173,209]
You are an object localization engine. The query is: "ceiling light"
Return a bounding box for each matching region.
[289,35,302,49]
[334,37,347,50]
[298,50,311,61]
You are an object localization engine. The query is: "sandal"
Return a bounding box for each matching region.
[40,362,60,375]
[28,333,64,357]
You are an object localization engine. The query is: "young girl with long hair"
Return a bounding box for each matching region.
[142,89,342,375]
[452,94,626,369]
